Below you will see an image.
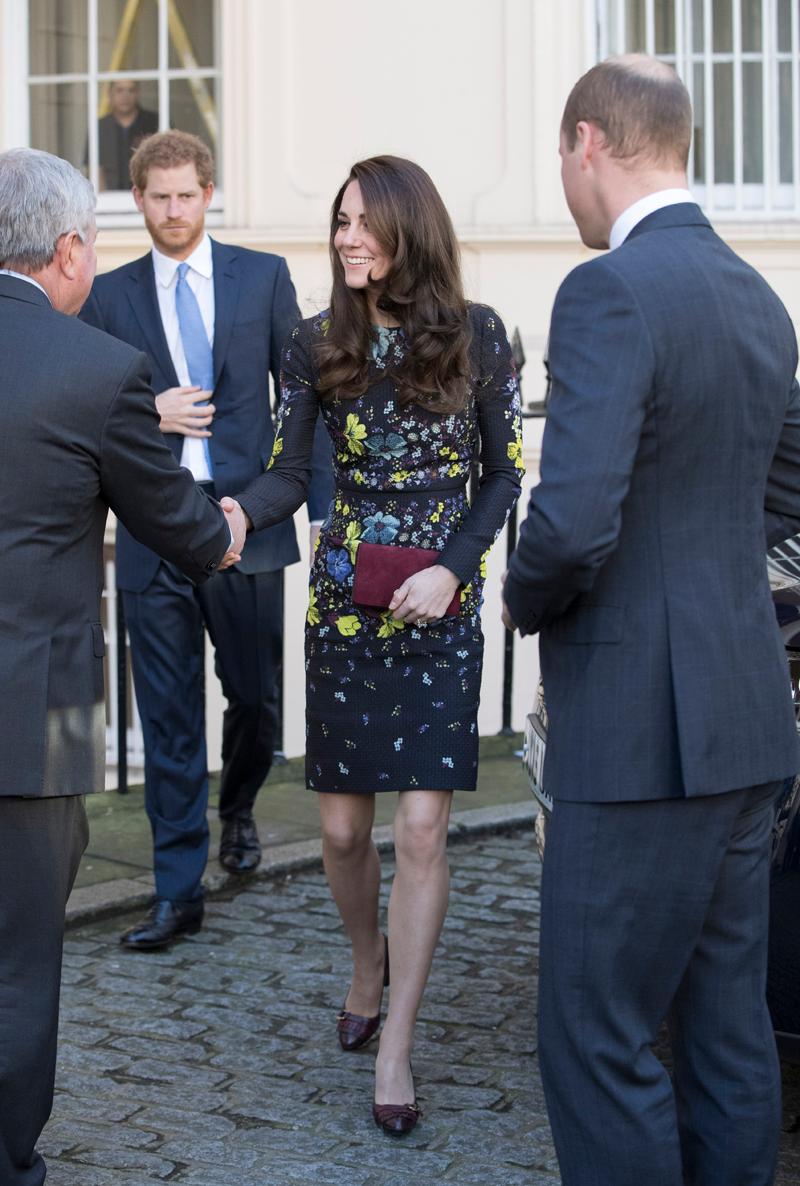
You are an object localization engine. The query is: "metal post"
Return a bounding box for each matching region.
[116,591,128,794]
[273,568,287,765]
[499,498,518,736]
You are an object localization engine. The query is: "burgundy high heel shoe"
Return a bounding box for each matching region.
[336,934,389,1051]
[373,1065,422,1137]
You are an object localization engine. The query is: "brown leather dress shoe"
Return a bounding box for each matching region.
[119,898,203,950]
[337,934,389,1051]
[219,814,261,873]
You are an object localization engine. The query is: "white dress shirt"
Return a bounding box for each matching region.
[0,268,50,301]
[609,188,695,251]
[152,233,215,481]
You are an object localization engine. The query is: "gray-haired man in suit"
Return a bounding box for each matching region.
[503,57,800,1186]
[0,147,240,1186]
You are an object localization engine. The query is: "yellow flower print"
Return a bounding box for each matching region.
[391,469,412,483]
[377,611,405,639]
[507,439,525,472]
[344,521,361,563]
[353,470,366,484]
[320,317,331,337]
[460,582,473,604]
[447,462,463,478]
[429,500,445,524]
[267,435,283,469]
[306,587,320,626]
[344,413,367,455]
[479,550,489,579]
[335,614,362,637]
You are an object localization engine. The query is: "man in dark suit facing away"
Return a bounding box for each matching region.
[80,131,333,950]
[503,57,800,1186]
[0,147,237,1186]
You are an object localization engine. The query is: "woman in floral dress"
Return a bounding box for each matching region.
[234,156,523,1133]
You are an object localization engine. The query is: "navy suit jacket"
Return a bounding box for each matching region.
[505,204,800,803]
[80,238,333,590]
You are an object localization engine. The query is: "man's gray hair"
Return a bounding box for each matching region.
[0,147,95,272]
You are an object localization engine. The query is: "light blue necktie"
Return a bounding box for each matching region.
[175,261,214,475]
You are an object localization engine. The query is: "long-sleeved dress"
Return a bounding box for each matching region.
[238,302,523,793]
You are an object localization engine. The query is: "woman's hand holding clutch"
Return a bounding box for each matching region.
[389,565,460,625]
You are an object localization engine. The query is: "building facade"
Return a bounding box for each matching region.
[1,0,798,764]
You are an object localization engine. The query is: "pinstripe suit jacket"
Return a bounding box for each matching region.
[504,204,800,801]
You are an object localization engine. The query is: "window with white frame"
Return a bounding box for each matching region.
[596,1,800,217]
[20,0,221,220]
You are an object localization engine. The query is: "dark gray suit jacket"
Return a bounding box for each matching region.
[0,274,230,798]
[505,204,800,802]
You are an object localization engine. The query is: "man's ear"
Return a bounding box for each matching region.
[54,230,80,280]
[202,182,214,211]
[576,121,602,169]
[132,186,145,213]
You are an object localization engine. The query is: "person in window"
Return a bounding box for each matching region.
[97,79,157,191]
[225,155,523,1135]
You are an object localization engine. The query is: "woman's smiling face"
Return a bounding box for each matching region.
[333,180,392,291]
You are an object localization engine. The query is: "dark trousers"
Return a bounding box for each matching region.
[0,795,88,1186]
[539,781,783,1186]
[123,561,283,903]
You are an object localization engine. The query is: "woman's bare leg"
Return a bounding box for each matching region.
[317,793,385,1015]
[375,789,453,1105]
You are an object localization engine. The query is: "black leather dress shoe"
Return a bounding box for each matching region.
[219,814,261,873]
[119,899,204,950]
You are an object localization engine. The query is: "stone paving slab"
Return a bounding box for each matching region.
[42,828,800,1185]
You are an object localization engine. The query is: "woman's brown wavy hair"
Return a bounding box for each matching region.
[314,155,472,413]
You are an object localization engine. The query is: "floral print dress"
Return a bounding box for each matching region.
[239,303,523,792]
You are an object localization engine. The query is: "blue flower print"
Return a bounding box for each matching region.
[362,512,401,544]
[365,431,408,461]
[326,547,352,582]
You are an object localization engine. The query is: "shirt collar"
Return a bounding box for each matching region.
[0,268,51,303]
[152,232,213,288]
[609,189,695,251]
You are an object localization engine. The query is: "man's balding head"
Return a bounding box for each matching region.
[561,54,692,171]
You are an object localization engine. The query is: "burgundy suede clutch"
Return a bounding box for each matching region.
[352,541,461,616]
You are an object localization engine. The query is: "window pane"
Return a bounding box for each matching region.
[779,59,794,182]
[169,0,216,70]
[777,0,792,51]
[741,0,762,52]
[29,82,88,171]
[96,80,159,192]
[655,1,676,53]
[98,0,158,72]
[169,77,218,159]
[626,0,646,51]
[29,0,87,76]
[742,61,763,182]
[692,0,705,48]
[713,61,734,181]
[693,62,705,181]
[713,0,733,52]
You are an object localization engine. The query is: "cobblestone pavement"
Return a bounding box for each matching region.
[41,828,800,1185]
[44,831,545,1186]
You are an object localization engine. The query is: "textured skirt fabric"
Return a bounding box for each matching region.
[305,488,484,793]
